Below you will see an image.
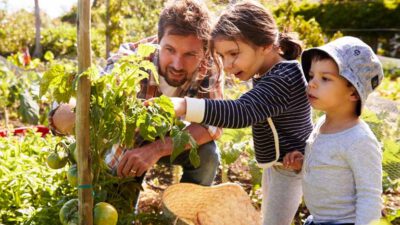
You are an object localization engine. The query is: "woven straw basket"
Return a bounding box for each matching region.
[162,183,261,225]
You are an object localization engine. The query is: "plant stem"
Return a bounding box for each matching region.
[222,164,229,183]
[4,107,9,129]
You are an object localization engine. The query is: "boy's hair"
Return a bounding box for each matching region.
[158,0,211,52]
[307,50,362,116]
[210,1,302,60]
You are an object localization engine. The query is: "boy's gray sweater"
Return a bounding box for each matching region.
[303,117,382,225]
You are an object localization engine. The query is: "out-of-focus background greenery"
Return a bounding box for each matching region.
[0,0,399,224]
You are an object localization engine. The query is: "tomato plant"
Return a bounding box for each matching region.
[40,44,198,224]
[0,130,76,225]
[0,59,41,126]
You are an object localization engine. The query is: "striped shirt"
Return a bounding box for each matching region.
[186,61,313,166]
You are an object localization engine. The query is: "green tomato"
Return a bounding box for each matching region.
[67,142,77,163]
[94,202,118,225]
[59,198,79,225]
[67,165,78,187]
[47,152,68,169]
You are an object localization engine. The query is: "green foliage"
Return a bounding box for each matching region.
[362,109,400,191]
[18,91,39,124]
[171,120,199,167]
[383,63,400,80]
[293,0,400,56]
[216,80,262,184]
[0,130,75,225]
[0,60,41,125]
[137,96,174,142]
[119,1,165,43]
[90,0,165,52]
[296,0,400,34]
[57,0,167,56]
[40,24,105,58]
[217,127,259,183]
[6,52,41,70]
[0,63,12,109]
[40,24,77,58]
[382,139,400,180]
[362,109,384,140]
[44,51,55,62]
[377,77,400,101]
[0,10,35,56]
[40,63,77,103]
[40,44,198,224]
[273,0,327,48]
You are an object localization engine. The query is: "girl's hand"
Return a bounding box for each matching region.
[283,151,304,172]
[170,97,187,117]
[144,97,186,117]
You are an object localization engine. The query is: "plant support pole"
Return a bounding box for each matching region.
[77,0,93,224]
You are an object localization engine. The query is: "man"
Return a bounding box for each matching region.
[50,0,222,186]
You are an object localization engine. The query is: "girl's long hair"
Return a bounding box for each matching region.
[210,1,302,72]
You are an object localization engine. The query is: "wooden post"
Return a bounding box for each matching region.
[77,0,93,225]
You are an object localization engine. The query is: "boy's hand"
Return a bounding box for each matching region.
[283,150,304,172]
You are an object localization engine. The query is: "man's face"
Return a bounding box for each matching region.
[158,27,205,87]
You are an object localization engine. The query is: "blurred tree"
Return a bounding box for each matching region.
[33,0,43,58]
[272,0,329,48]
[294,0,400,56]
[60,0,164,58]
[92,0,100,8]
[0,10,35,56]
[105,0,112,58]
[103,0,165,56]
[0,7,5,35]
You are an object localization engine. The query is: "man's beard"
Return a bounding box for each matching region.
[163,67,189,87]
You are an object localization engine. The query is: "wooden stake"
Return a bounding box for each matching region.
[77,0,93,224]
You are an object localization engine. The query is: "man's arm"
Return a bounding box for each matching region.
[117,122,218,177]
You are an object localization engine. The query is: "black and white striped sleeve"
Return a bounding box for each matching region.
[185,75,293,129]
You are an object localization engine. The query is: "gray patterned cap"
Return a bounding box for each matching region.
[301,36,384,108]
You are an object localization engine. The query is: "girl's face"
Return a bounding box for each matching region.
[213,38,269,81]
[307,59,357,114]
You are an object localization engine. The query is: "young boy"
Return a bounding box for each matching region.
[284,36,383,225]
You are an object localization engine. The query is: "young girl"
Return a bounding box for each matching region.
[170,1,313,224]
[284,36,383,224]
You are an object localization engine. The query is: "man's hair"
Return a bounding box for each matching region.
[309,50,362,116]
[158,0,211,51]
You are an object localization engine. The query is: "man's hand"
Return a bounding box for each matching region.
[283,150,304,172]
[117,141,166,177]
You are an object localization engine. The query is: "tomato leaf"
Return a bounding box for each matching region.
[18,91,39,124]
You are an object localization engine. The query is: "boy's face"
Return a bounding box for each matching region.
[307,59,357,114]
[158,26,205,87]
[213,38,269,81]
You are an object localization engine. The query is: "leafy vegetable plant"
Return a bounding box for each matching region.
[40,44,198,224]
